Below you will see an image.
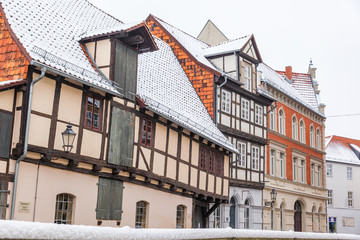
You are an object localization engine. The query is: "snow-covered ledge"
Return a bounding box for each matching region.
[0,220,359,240]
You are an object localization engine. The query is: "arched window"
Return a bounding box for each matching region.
[176,205,186,228]
[230,197,237,228]
[244,199,250,229]
[292,116,298,140]
[269,110,275,130]
[294,201,302,232]
[280,203,284,231]
[310,126,315,148]
[54,193,74,224]
[135,201,148,228]
[316,129,321,150]
[318,207,322,232]
[299,120,305,143]
[278,110,285,134]
[311,206,315,232]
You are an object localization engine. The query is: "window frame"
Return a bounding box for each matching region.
[84,94,103,131]
[221,89,231,114]
[326,164,333,177]
[270,149,275,176]
[310,126,315,148]
[135,201,148,228]
[237,142,246,168]
[292,116,298,140]
[241,98,250,121]
[317,165,322,187]
[251,146,260,171]
[347,192,353,207]
[347,167,352,180]
[311,164,315,186]
[293,158,297,181]
[244,64,252,91]
[269,110,275,130]
[278,110,285,134]
[176,205,186,228]
[255,104,263,126]
[327,190,333,206]
[316,129,321,150]
[199,146,223,175]
[279,152,284,178]
[54,193,74,224]
[300,160,305,183]
[140,118,154,147]
[299,120,305,143]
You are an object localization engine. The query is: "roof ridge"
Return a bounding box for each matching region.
[205,35,251,49]
[84,0,123,24]
[152,15,211,47]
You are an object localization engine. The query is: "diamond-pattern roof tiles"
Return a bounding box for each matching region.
[137,36,238,153]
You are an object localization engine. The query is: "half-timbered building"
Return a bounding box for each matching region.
[146,16,273,229]
[258,63,327,232]
[0,0,237,228]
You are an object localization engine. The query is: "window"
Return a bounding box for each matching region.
[317,166,321,187]
[278,110,285,134]
[293,158,297,181]
[311,164,315,186]
[279,152,284,178]
[280,204,284,231]
[108,107,135,166]
[176,205,186,228]
[251,146,260,170]
[299,120,305,143]
[318,208,321,232]
[244,199,250,229]
[199,146,223,175]
[270,150,275,176]
[114,41,138,101]
[269,110,275,130]
[270,204,274,230]
[244,65,251,91]
[342,217,355,227]
[347,167,352,180]
[54,193,74,224]
[96,178,123,220]
[300,160,305,183]
[141,118,153,146]
[237,142,246,167]
[326,164,333,177]
[221,90,231,114]
[310,126,315,148]
[292,116,298,140]
[135,201,148,228]
[214,206,221,228]
[0,111,13,158]
[311,207,315,232]
[327,190,333,206]
[241,99,250,121]
[85,95,102,131]
[347,192,353,207]
[255,105,263,125]
[316,129,321,150]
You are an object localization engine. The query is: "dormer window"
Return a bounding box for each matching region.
[244,64,251,91]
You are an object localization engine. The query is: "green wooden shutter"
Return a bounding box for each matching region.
[125,48,137,101]
[0,112,13,158]
[110,180,124,220]
[114,42,138,101]
[96,178,111,220]
[107,107,134,167]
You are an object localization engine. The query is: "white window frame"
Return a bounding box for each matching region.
[292,116,298,140]
[279,152,284,178]
[237,142,246,167]
[310,126,315,148]
[299,120,305,143]
[348,191,353,207]
[270,149,275,176]
[327,190,333,206]
[269,110,275,130]
[326,164,333,177]
[255,104,263,125]
[293,158,297,181]
[221,89,231,114]
[241,99,250,121]
[317,165,321,187]
[347,167,352,180]
[251,146,260,170]
[300,160,305,183]
[278,110,285,134]
[311,164,315,186]
[244,64,251,91]
[316,129,321,150]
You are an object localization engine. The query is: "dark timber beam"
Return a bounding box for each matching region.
[204,200,221,219]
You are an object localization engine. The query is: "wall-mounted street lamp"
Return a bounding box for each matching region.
[62,123,76,153]
[265,189,277,206]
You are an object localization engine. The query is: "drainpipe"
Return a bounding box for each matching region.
[215,73,228,127]
[10,67,47,220]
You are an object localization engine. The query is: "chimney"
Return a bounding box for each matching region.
[285,66,292,80]
[308,59,317,80]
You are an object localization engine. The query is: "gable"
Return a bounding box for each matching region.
[0,8,30,82]
[197,20,228,46]
[242,38,260,62]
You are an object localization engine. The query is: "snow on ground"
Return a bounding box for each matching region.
[1,220,359,240]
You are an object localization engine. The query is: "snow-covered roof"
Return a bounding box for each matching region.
[277,71,319,112]
[0,0,132,94]
[0,79,25,86]
[203,35,251,57]
[326,135,360,165]
[258,63,322,116]
[152,16,218,72]
[1,220,359,240]
[137,37,237,153]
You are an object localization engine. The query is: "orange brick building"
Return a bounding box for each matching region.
[258,63,327,232]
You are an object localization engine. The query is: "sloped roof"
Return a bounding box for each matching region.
[325,135,360,165]
[137,37,238,153]
[0,79,25,90]
[277,71,319,111]
[0,0,131,94]
[258,63,322,115]
[203,35,251,57]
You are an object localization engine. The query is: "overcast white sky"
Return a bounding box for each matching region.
[89,0,360,140]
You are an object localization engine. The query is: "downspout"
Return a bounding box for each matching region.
[10,67,47,220]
